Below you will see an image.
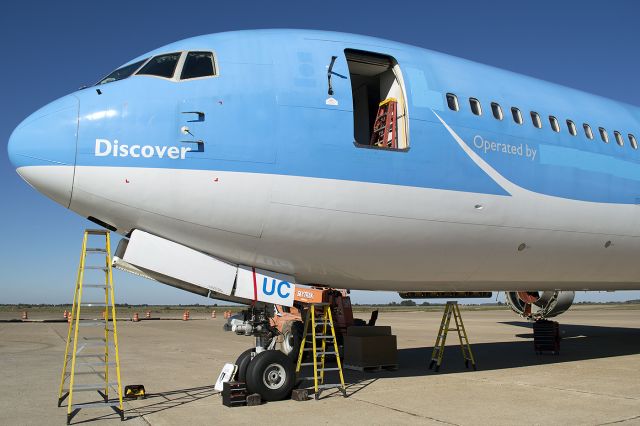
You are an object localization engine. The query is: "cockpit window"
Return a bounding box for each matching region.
[136,52,181,79]
[97,59,148,85]
[181,51,216,80]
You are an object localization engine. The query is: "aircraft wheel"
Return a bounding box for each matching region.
[281,320,303,361]
[246,350,295,401]
[235,348,255,382]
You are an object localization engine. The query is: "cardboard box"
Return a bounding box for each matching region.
[344,334,398,367]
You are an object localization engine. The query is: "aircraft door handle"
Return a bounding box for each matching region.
[181,111,205,122]
[180,125,205,152]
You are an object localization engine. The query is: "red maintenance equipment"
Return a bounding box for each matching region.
[223,286,378,402]
[272,287,377,359]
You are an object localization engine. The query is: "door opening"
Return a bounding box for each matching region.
[345,49,409,150]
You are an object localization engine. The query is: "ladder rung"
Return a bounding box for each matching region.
[65,382,118,392]
[301,349,337,355]
[64,372,106,382]
[77,341,115,349]
[70,401,120,409]
[298,364,340,371]
[85,248,107,253]
[315,384,344,389]
[86,229,108,235]
[76,361,116,367]
[84,284,107,288]
[73,354,106,359]
[84,266,108,270]
[308,335,334,339]
[80,302,107,307]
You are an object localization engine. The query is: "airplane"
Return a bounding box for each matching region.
[7,29,640,400]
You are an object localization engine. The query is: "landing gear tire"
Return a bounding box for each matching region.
[246,350,295,401]
[235,348,254,383]
[281,321,304,362]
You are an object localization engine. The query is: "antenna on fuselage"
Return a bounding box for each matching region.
[327,55,338,96]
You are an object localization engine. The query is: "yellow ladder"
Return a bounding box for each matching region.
[295,303,347,399]
[429,301,476,372]
[58,230,124,424]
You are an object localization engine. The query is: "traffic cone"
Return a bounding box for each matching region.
[22,311,28,320]
[183,310,189,321]
[145,311,151,319]
[63,310,69,320]
[211,310,216,319]
[133,312,140,322]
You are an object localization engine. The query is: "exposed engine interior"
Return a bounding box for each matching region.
[505,291,575,319]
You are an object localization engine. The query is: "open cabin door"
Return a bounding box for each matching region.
[345,49,409,150]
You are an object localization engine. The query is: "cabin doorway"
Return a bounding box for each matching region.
[345,49,409,150]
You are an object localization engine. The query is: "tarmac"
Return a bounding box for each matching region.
[1,306,639,425]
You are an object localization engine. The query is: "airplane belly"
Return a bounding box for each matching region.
[256,173,640,290]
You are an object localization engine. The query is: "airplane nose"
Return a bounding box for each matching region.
[8,95,79,208]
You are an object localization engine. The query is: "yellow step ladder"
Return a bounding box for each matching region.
[58,229,124,424]
[295,303,347,399]
[429,301,476,372]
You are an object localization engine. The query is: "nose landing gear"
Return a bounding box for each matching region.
[228,306,296,401]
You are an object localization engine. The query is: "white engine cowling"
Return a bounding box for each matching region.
[505,291,574,319]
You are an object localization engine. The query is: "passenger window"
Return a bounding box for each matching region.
[137,52,181,78]
[491,102,503,120]
[629,134,638,150]
[181,51,216,80]
[511,107,523,125]
[531,111,542,128]
[567,120,577,136]
[446,93,459,111]
[583,123,594,139]
[469,98,482,115]
[549,116,560,132]
[599,127,609,143]
[614,131,624,147]
[97,59,148,85]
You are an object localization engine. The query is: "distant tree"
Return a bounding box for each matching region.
[400,300,416,306]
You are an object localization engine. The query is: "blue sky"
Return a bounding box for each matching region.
[1,0,639,305]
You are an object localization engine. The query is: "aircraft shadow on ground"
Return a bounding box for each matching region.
[66,385,218,424]
[344,322,640,380]
[124,385,218,419]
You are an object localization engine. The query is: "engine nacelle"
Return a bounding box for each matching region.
[505,291,574,319]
